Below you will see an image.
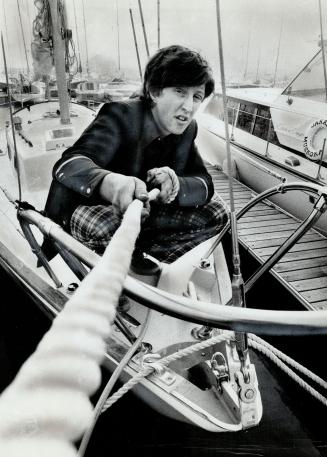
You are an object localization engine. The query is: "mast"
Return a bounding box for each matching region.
[17,0,30,76]
[72,0,82,74]
[116,0,120,71]
[273,15,283,87]
[48,0,70,124]
[138,0,150,58]
[25,0,33,51]
[129,8,142,80]
[318,0,327,102]
[255,47,261,83]
[157,0,160,49]
[243,25,251,80]
[2,0,11,74]
[82,0,90,77]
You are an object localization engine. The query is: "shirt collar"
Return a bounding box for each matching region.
[139,102,184,149]
[140,106,163,149]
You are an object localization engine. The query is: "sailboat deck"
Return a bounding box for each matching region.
[207,164,327,311]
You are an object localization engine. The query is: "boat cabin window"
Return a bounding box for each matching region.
[252,107,269,139]
[283,49,327,102]
[235,101,280,145]
[236,103,255,133]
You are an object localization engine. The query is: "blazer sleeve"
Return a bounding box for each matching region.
[176,123,214,206]
[51,102,127,199]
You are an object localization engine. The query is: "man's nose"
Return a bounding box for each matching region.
[181,93,194,112]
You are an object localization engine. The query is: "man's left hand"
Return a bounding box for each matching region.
[147,167,180,204]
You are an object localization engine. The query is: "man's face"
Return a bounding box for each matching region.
[151,85,205,136]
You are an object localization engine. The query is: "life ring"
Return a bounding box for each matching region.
[303,119,327,161]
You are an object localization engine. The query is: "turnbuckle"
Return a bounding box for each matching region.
[210,352,229,392]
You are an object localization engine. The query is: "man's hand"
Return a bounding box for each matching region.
[99,173,150,218]
[147,167,180,204]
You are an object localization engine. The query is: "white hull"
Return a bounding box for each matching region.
[196,117,327,236]
[0,101,262,431]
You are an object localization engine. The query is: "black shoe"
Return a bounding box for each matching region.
[131,252,161,276]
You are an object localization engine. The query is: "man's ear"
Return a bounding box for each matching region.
[149,88,160,104]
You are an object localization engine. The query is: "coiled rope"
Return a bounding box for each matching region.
[0,191,155,456]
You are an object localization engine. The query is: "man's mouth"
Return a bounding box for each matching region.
[175,115,189,122]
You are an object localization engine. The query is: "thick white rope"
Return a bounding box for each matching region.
[0,193,150,456]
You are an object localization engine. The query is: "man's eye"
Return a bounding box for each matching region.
[175,88,184,95]
[194,94,204,101]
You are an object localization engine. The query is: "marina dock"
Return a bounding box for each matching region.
[207,164,327,311]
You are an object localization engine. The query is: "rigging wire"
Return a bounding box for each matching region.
[318,0,327,102]
[1,33,22,204]
[215,0,248,366]
[81,0,89,77]
[16,0,30,76]
[215,0,242,292]
[78,308,152,457]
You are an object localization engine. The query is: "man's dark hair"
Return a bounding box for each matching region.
[142,45,215,104]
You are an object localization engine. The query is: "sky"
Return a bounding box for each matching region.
[0,0,325,85]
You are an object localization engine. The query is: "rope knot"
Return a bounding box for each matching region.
[140,353,166,375]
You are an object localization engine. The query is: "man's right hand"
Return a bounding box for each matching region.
[99,173,150,217]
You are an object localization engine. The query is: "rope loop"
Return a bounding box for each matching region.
[140,353,166,375]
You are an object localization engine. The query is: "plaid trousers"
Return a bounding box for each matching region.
[70,192,229,263]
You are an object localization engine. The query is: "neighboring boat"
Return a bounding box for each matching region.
[11,78,46,106]
[75,79,140,106]
[102,78,141,102]
[75,80,111,105]
[196,46,327,235]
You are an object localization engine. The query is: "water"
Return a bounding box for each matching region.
[0,103,326,456]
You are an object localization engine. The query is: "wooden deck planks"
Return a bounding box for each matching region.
[207,163,327,311]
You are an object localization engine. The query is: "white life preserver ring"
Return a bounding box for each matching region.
[303,119,327,161]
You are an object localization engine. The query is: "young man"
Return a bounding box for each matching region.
[44,45,228,271]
